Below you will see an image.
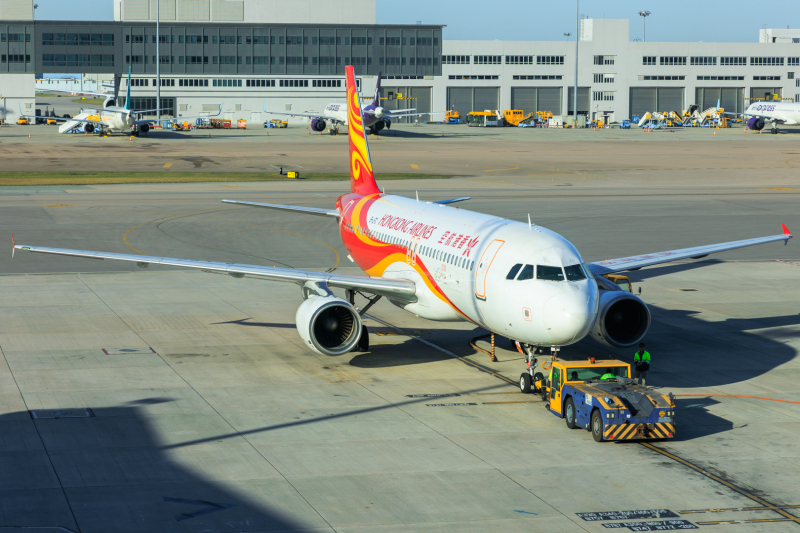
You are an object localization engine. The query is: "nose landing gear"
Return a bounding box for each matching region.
[518,343,558,395]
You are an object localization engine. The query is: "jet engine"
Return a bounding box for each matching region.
[295,295,362,355]
[139,123,150,134]
[104,97,116,108]
[311,118,327,132]
[84,123,95,134]
[747,117,765,131]
[589,290,651,349]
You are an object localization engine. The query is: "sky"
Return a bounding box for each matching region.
[33,0,800,43]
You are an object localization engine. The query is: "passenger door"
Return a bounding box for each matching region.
[474,239,505,300]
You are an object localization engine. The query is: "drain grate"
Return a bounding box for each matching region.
[30,408,95,419]
[102,347,156,355]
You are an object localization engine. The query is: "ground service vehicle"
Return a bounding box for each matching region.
[521,359,676,442]
[17,116,28,125]
[467,111,501,127]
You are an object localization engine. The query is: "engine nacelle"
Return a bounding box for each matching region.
[139,123,150,134]
[295,296,362,355]
[104,97,116,108]
[311,118,327,132]
[590,290,651,348]
[747,117,765,131]
[84,123,95,134]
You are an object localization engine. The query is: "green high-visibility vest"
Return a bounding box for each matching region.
[600,373,615,380]
[634,350,651,363]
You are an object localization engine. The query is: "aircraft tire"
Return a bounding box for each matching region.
[533,372,544,393]
[519,373,531,394]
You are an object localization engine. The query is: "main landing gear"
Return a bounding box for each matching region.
[346,289,381,353]
[329,127,339,135]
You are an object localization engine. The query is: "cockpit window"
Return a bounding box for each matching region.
[537,265,564,281]
[517,264,534,280]
[506,264,522,279]
[564,264,587,281]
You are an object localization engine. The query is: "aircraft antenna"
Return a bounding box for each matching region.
[528,214,532,231]
[416,190,419,203]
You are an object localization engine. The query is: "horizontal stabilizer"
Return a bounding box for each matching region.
[222,199,339,218]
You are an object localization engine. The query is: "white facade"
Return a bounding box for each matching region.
[0,73,34,122]
[36,74,115,93]
[115,0,376,24]
[0,0,33,20]
[760,28,800,44]
[120,19,800,126]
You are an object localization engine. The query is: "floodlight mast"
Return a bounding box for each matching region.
[156,0,160,122]
[573,0,579,128]
[639,11,651,42]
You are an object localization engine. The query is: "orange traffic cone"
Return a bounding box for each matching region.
[28,134,31,139]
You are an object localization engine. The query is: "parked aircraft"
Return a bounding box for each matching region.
[263,71,439,134]
[729,101,800,133]
[14,66,793,375]
[25,67,220,135]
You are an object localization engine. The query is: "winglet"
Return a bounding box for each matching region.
[782,223,792,236]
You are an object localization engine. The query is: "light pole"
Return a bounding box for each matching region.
[156,0,161,122]
[564,32,571,40]
[638,11,651,42]
[573,0,579,127]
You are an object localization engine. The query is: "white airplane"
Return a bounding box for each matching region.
[13,66,793,385]
[731,101,800,133]
[27,67,221,136]
[263,71,440,135]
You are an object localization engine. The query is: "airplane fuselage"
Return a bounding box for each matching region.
[323,102,386,128]
[745,102,800,128]
[58,107,133,134]
[336,192,599,347]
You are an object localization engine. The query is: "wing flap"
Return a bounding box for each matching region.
[13,245,417,301]
[222,199,339,218]
[588,226,792,275]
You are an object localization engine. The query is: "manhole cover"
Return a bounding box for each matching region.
[102,347,156,355]
[30,408,95,419]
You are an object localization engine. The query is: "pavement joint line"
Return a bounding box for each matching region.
[641,442,800,525]
[683,504,800,514]
[353,314,586,531]
[0,344,82,532]
[122,208,229,255]
[673,394,800,405]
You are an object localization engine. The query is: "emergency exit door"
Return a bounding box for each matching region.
[474,239,504,300]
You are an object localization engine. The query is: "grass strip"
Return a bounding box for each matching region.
[0,171,450,186]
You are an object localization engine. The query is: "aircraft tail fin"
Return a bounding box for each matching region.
[345,66,380,196]
[124,66,131,111]
[372,71,381,107]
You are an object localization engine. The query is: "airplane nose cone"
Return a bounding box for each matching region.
[374,107,385,118]
[543,290,595,344]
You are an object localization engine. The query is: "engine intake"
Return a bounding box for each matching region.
[84,123,95,134]
[295,296,362,355]
[104,97,116,108]
[747,117,765,131]
[311,118,326,132]
[139,123,150,134]
[590,290,650,348]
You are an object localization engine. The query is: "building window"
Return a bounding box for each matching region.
[448,75,499,80]
[311,79,342,87]
[594,55,615,65]
[512,75,562,80]
[537,55,564,65]
[593,74,614,83]
[660,56,687,65]
[720,56,746,66]
[638,75,685,80]
[696,75,744,80]
[790,58,800,66]
[593,91,614,101]
[751,57,784,66]
[473,55,501,64]
[690,56,717,65]
[278,79,310,87]
[246,79,277,87]
[642,56,656,65]
[179,79,209,87]
[442,55,470,64]
[505,55,533,65]
[753,75,781,80]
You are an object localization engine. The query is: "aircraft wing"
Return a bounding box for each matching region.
[222,199,340,219]
[434,197,471,205]
[134,103,224,126]
[12,244,417,302]
[36,88,113,98]
[19,111,107,125]
[587,224,792,276]
[723,111,792,124]
[263,110,341,122]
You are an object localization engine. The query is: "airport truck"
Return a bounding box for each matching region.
[521,359,676,442]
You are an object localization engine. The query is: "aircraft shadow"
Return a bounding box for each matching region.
[0,402,309,532]
[371,128,500,139]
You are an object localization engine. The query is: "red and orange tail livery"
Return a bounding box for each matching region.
[345,65,381,196]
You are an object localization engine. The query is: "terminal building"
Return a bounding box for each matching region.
[0,0,798,125]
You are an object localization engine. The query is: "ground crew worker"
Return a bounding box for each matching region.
[634,343,651,387]
[600,369,616,380]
